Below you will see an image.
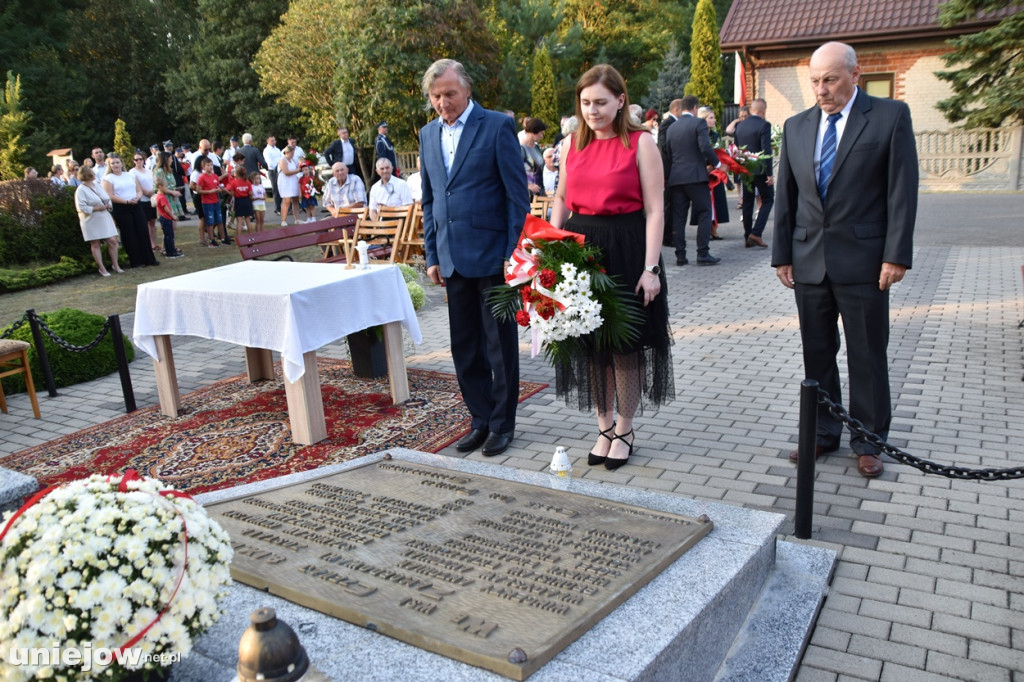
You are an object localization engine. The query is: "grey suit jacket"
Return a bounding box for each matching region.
[771,88,918,285]
[664,113,719,187]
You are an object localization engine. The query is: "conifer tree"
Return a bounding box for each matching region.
[684,0,724,123]
[648,42,690,113]
[936,0,1024,127]
[0,72,29,181]
[112,118,134,162]
[531,44,559,144]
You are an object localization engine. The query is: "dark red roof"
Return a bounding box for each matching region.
[720,0,1018,50]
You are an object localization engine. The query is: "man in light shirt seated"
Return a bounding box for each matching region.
[542,147,558,196]
[368,158,413,219]
[323,162,367,216]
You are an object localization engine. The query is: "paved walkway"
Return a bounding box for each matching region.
[2,192,1022,681]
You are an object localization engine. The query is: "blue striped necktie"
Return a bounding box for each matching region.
[817,112,842,199]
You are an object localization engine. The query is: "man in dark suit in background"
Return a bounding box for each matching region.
[772,41,918,478]
[323,126,364,181]
[734,97,774,248]
[664,94,722,266]
[658,98,683,247]
[419,58,530,457]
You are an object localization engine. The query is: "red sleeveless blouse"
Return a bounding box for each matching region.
[564,130,645,215]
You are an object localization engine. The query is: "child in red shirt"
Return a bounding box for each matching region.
[195,158,224,246]
[299,164,318,223]
[224,166,254,234]
[154,178,183,257]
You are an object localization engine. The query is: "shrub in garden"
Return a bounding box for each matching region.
[0,178,93,290]
[0,308,134,394]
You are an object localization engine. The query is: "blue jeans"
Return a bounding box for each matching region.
[202,202,223,226]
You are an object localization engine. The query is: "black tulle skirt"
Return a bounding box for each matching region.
[557,210,675,414]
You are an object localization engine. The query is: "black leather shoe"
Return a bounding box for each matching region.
[481,431,514,456]
[455,428,487,452]
[676,258,688,266]
[697,255,721,266]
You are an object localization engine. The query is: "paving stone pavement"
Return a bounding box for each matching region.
[1,192,1022,681]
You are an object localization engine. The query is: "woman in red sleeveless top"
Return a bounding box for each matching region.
[549,64,675,471]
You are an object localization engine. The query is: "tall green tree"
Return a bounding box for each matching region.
[646,41,690,112]
[936,0,1024,127]
[0,72,30,181]
[112,118,134,160]
[558,0,687,107]
[167,0,300,143]
[480,0,564,115]
[65,0,191,153]
[332,0,501,150]
[531,44,559,143]
[685,0,724,122]
[254,0,346,146]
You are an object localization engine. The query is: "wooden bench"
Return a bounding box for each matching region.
[236,215,359,263]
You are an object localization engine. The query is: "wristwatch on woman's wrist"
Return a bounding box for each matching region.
[644,264,661,275]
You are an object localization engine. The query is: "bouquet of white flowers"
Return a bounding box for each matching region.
[0,471,233,681]
[490,215,643,364]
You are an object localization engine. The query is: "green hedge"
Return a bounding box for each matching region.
[0,179,96,290]
[1,308,134,394]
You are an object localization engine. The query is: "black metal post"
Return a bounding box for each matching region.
[109,314,136,413]
[26,309,58,397]
[794,379,819,539]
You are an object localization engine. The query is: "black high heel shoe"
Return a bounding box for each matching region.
[604,429,634,471]
[588,423,616,466]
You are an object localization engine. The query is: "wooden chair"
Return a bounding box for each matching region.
[0,339,41,418]
[396,203,425,263]
[530,194,555,219]
[351,218,404,263]
[319,207,364,259]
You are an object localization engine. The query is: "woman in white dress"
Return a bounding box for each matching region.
[276,145,302,226]
[74,165,123,277]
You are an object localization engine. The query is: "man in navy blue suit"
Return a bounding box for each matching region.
[419,58,530,457]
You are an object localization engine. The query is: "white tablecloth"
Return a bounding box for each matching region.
[133,261,422,382]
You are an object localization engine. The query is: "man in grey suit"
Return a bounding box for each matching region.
[772,41,918,478]
[664,95,722,266]
[419,58,530,457]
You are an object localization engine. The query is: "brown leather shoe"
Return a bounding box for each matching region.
[788,443,839,462]
[747,235,768,248]
[857,454,884,478]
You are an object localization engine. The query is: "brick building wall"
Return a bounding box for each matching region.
[745,41,956,132]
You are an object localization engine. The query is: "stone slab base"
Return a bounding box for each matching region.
[172,449,835,682]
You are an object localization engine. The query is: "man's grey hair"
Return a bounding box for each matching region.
[561,116,579,135]
[241,133,253,145]
[421,59,473,98]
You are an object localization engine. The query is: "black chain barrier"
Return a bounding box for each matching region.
[815,388,1024,481]
[2,309,136,413]
[0,313,29,339]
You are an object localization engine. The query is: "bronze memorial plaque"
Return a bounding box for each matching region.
[208,461,713,680]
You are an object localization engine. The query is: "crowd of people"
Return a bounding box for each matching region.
[59,42,911,478]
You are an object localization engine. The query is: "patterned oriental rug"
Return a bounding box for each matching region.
[1,360,547,495]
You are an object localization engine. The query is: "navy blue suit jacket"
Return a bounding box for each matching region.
[420,102,530,279]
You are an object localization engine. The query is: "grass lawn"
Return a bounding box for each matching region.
[0,216,325,325]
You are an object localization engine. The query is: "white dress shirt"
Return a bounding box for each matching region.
[814,88,858,181]
[441,100,474,174]
[369,177,413,214]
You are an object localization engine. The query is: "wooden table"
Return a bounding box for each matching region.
[133,261,422,445]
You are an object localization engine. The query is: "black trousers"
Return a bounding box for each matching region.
[742,174,774,239]
[794,276,892,454]
[111,204,157,267]
[445,270,520,434]
[670,182,712,260]
[269,169,281,213]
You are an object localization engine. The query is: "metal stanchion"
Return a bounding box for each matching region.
[26,309,57,397]
[794,379,819,539]
[109,314,136,413]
